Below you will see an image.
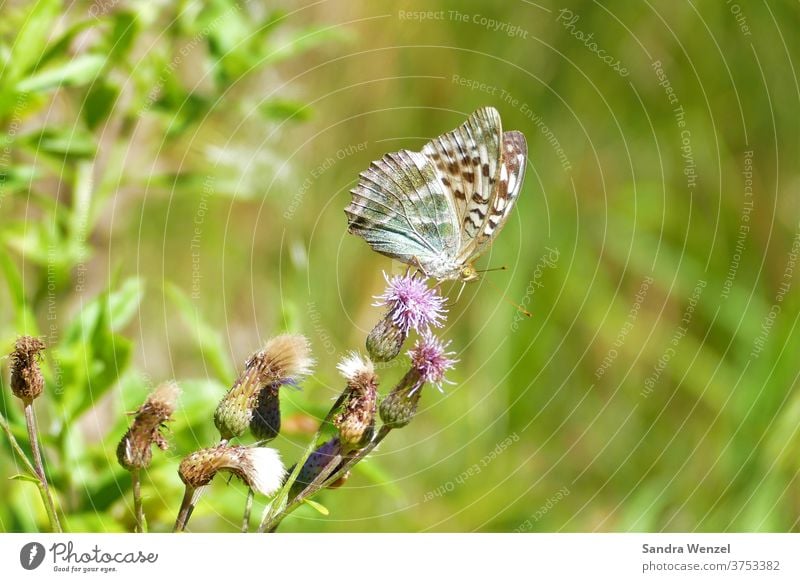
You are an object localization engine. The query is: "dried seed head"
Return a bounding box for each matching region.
[178,445,285,497]
[288,438,342,499]
[379,369,423,429]
[215,335,313,441]
[333,353,378,452]
[9,336,46,403]
[117,381,180,471]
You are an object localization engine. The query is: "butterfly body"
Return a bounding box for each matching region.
[346,107,527,282]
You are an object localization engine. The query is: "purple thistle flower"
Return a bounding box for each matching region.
[408,330,458,393]
[373,272,447,334]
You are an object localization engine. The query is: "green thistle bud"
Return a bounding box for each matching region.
[9,336,46,404]
[117,382,180,471]
[333,353,378,453]
[366,314,407,362]
[288,438,342,499]
[214,335,313,441]
[379,369,422,429]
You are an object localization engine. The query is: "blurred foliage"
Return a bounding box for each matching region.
[1,0,799,532]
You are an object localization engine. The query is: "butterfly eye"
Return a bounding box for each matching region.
[460,266,479,281]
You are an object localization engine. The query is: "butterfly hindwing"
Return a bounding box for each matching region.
[346,149,460,265]
[421,107,502,243]
[461,130,527,261]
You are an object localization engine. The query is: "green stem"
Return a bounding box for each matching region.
[23,403,62,532]
[241,488,254,533]
[132,469,145,533]
[263,425,392,532]
[257,393,345,532]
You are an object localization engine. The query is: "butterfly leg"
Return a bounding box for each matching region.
[409,255,430,280]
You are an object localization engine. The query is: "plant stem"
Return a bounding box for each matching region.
[0,411,38,476]
[258,393,346,531]
[23,403,62,532]
[132,469,145,533]
[263,425,392,532]
[174,486,199,533]
[241,488,254,533]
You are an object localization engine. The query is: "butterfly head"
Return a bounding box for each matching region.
[459,264,479,282]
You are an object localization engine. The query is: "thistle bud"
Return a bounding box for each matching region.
[333,353,378,453]
[379,369,423,429]
[288,438,342,499]
[367,272,446,362]
[117,382,180,471]
[9,336,46,403]
[178,445,285,497]
[366,315,407,362]
[214,335,313,441]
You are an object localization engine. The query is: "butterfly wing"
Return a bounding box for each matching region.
[421,107,503,247]
[346,149,460,268]
[459,129,527,261]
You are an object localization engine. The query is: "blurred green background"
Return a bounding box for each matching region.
[1,0,799,532]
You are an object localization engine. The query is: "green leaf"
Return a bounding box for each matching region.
[83,81,119,129]
[0,252,26,310]
[2,0,61,84]
[56,278,143,419]
[0,164,39,194]
[17,53,107,93]
[106,278,145,332]
[39,17,99,67]
[9,474,40,484]
[165,282,234,382]
[105,11,139,65]
[24,127,97,159]
[303,498,330,516]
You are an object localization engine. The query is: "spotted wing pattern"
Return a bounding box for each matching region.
[346,107,526,280]
[346,149,460,266]
[421,107,502,243]
[461,129,527,261]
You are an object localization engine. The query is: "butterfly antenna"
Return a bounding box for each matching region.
[482,275,532,318]
[476,266,509,274]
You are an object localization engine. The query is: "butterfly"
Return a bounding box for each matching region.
[345,106,527,282]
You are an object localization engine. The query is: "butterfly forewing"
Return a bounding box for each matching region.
[346,149,459,264]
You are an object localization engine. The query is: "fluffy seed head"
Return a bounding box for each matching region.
[9,336,46,403]
[336,352,374,382]
[215,335,313,440]
[179,445,285,497]
[117,381,180,471]
[373,272,447,335]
